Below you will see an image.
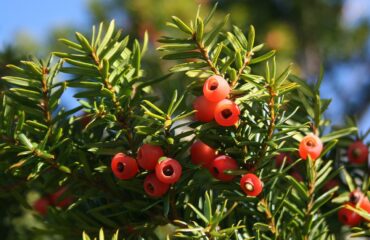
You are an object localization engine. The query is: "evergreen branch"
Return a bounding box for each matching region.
[303,160,318,240]
[256,86,277,166]
[0,168,50,191]
[193,35,220,75]
[231,50,253,87]
[260,198,277,236]
[90,49,134,151]
[41,66,52,126]
[91,51,121,111]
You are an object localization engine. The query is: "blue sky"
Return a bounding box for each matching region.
[0,0,89,48]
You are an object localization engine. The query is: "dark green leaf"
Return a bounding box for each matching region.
[204,14,229,46]
[250,50,276,65]
[169,62,208,72]
[285,176,308,201]
[171,16,193,34]
[75,32,93,53]
[187,203,209,224]
[247,25,255,51]
[204,2,218,25]
[232,26,248,49]
[162,51,203,60]
[196,17,204,42]
[157,43,196,52]
[321,127,357,143]
[97,20,115,55]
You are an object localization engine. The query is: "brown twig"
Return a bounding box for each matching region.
[91,51,122,112]
[256,86,277,166]
[303,160,317,240]
[41,66,52,126]
[261,198,277,235]
[231,51,253,87]
[91,50,135,152]
[194,35,220,75]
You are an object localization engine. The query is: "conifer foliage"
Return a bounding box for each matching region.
[0,4,369,240]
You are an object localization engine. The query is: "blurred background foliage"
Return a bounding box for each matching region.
[0,0,369,239]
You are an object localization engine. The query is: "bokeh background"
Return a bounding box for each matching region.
[0,0,369,238]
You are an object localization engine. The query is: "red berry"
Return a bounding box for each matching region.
[50,187,73,208]
[190,141,216,167]
[240,173,263,197]
[338,203,362,226]
[275,153,292,167]
[111,153,139,180]
[361,198,370,214]
[193,96,217,122]
[349,189,370,213]
[203,75,230,102]
[155,157,182,184]
[33,197,50,216]
[298,134,323,160]
[209,155,238,181]
[144,173,170,198]
[348,141,368,164]
[214,99,240,127]
[137,144,164,170]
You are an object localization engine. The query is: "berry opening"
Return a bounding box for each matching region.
[221,109,233,119]
[213,167,219,175]
[209,80,219,91]
[306,140,315,147]
[117,162,125,172]
[163,166,174,176]
[245,182,254,192]
[352,148,361,158]
[146,183,154,193]
[341,214,347,223]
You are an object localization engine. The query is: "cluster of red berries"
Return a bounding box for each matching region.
[191,140,263,197]
[33,187,73,216]
[347,140,368,165]
[193,75,240,127]
[111,144,182,198]
[281,135,370,227]
[338,189,370,226]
